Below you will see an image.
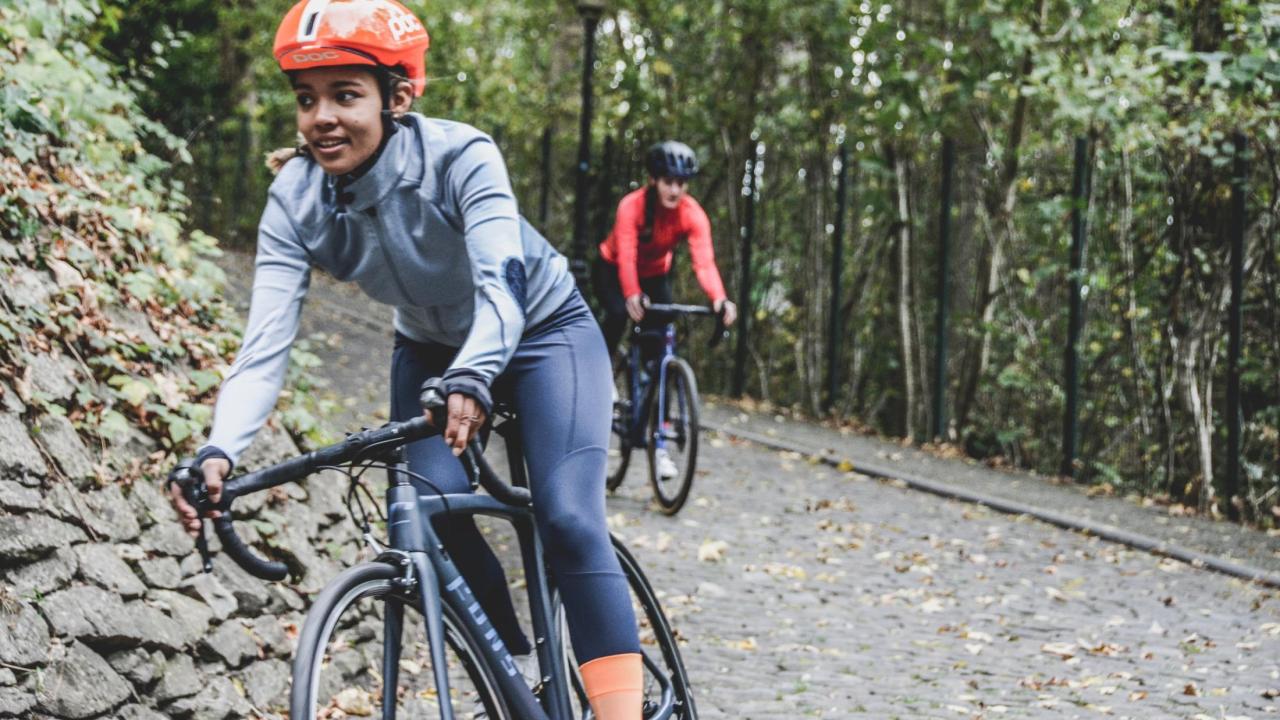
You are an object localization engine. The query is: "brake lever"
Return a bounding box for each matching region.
[194,525,213,573]
[169,462,215,574]
[709,308,730,349]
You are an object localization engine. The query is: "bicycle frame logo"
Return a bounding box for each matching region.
[445,575,519,678]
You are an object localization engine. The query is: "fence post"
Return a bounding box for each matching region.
[232,113,251,242]
[1224,132,1247,518]
[732,143,760,398]
[1061,136,1091,478]
[538,127,553,228]
[595,134,616,243]
[825,141,849,412]
[932,137,955,441]
[570,1,603,287]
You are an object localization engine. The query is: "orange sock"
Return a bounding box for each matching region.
[579,652,642,720]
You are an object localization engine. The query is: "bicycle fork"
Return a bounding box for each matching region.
[633,326,685,453]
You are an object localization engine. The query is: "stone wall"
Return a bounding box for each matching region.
[1,368,357,720]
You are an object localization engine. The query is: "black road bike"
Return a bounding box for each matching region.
[170,379,696,719]
[607,304,726,515]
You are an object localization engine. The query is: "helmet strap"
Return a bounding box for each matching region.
[373,67,402,140]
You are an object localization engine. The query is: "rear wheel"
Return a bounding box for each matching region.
[290,561,509,719]
[606,380,634,492]
[555,536,697,719]
[646,358,699,515]
[606,424,633,493]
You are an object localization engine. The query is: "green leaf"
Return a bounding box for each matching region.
[108,376,152,406]
[167,418,192,444]
[97,409,131,440]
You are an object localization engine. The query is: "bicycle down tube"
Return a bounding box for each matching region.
[384,451,569,720]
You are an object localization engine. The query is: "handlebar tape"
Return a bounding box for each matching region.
[213,514,289,581]
[470,448,532,507]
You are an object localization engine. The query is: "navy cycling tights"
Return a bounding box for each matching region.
[390,292,639,664]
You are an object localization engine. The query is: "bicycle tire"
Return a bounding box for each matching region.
[646,357,700,515]
[555,535,698,719]
[290,561,510,719]
[606,427,633,493]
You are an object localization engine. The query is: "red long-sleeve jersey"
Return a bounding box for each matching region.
[598,187,728,303]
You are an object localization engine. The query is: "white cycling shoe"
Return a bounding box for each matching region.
[654,448,679,480]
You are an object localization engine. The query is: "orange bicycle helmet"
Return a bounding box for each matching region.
[273,0,430,97]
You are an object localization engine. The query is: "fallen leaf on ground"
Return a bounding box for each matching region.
[698,539,729,562]
[919,597,945,613]
[1041,642,1076,659]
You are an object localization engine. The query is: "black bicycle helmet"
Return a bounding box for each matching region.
[645,141,699,180]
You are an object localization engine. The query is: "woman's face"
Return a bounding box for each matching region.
[652,176,688,209]
[292,66,410,176]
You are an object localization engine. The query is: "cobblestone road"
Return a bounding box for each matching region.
[219,252,1280,719]
[611,439,1280,719]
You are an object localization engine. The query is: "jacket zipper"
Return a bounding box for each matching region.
[369,212,415,303]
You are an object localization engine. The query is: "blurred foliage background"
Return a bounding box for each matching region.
[62,0,1280,520]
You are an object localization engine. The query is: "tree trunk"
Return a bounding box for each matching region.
[892,145,917,439]
[1118,149,1152,439]
[1175,334,1214,508]
[953,0,1045,434]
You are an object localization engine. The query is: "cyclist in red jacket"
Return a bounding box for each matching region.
[593,141,736,476]
[594,141,737,355]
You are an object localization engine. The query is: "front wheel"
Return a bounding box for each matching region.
[646,358,700,515]
[290,561,510,719]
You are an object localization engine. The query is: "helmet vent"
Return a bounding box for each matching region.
[297,0,331,42]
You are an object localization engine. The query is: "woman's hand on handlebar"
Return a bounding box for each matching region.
[625,293,648,323]
[427,392,487,457]
[169,458,228,538]
[714,298,738,326]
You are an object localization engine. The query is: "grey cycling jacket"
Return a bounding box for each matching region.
[204,114,574,463]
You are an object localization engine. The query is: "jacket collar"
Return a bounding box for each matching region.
[328,116,419,212]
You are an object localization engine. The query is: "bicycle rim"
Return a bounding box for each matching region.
[554,536,698,719]
[290,562,510,719]
[646,358,699,515]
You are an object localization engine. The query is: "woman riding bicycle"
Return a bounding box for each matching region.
[594,141,737,477]
[167,1,642,716]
